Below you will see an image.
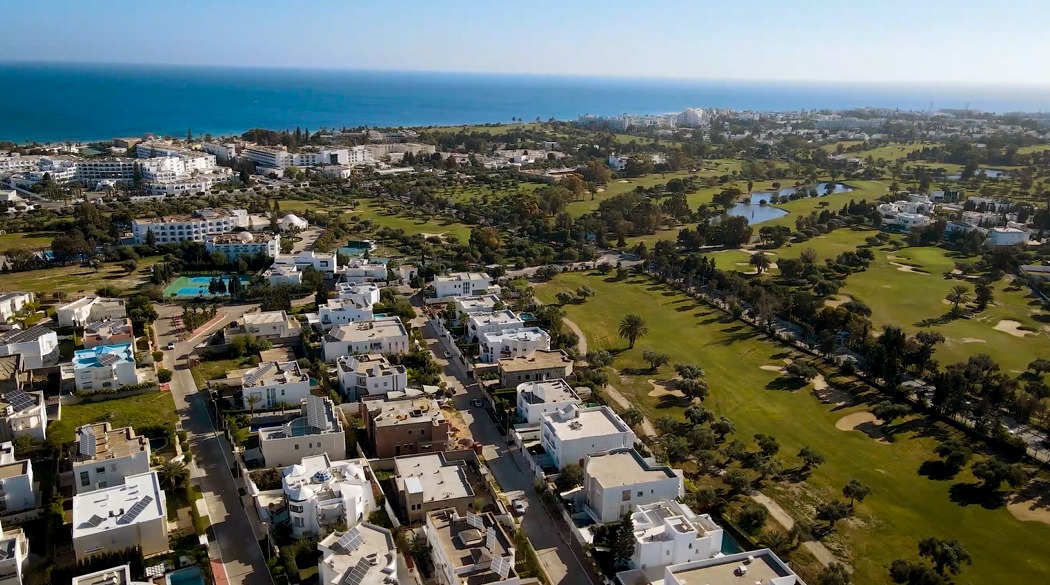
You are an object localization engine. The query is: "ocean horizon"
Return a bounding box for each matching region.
[3,61,1050,143]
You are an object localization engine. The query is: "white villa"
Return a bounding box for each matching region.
[0,293,34,324]
[280,454,376,538]
[72,472,168,560]
[264,264,303,287]
[433,272,492,299]
[336,354,408,401]
[318,298,375,330]
[466,310,526,341]
[322,318,409,361]
[56,295,128,328]
[339,259,388,284]
[72,423,151,494]
[516,378,581,424]
[479,327,551,363]
[0,441,35,512]
[615,549,805,585]
[0,326,60,370]
[258,396,346,467]
[68,344,138,392]
[540,405,635,471]
[240,360,311,410]
[240,311,301,339]
[0,519,28,585]
[317,523,400,585]
[629,500,724,570]
[583,448,683,524]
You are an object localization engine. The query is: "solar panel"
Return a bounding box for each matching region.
[466,511,484,530]
[491,555,512,579]
[118,495,153,524]
[343,556,371,585]
[306,394,332,431]
[97,353,122,367]
[335,527,363,552]
[244,362,275,386]
[79,428,97,457]
[485,527,497,553]
[5,389,34,412]
[86,514,105,527]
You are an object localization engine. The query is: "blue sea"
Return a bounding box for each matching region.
[2,62,1050,143]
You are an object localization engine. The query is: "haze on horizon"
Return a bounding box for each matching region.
[4,0,1049,87]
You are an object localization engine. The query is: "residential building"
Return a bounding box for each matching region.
[240,360,311,410]
[986,226,1031,247]
[244,146,293,170]
[361,394,449,458]
[393,452,476,524]
[0,326,60,370]
[466,310,526,341]
[279,214,309,231]
[608,153,629,171]
[877,202,932,231]
[583,449,682,524]
[131,208,248,244]
[479,328,551,363]
[0,362,46,443]
[281,453,376,538]
[71,564,152,585]
[264,264,303,287]
[615,549,806,585]
[200,142,237,162]
[273,251,340,277]
[72,472,168,560]
[336,354,408,400]
[0,519,28,585]
[68,344,138,392]
[339,259,388,284]
[629,500,724,570]
[322,318,409,361]
[317,523,400,585]
[259,396,346,467]
[433,272,492,299]
[318,298,375,330]
[516,379,581,424]
[82,318,135,349]
[499,350,574,387]
[0,293,33,324]
[540,405,635,471]
[204,232,280,259]
[1020,264,1050,282]
[71,423,151,494]
[452,295,502,317]
[335,282,381,305]
[677,108,708,127]
[57,296,127,328]
[424,508,518,585]
[0,442,35,512]
[240,311,301,339]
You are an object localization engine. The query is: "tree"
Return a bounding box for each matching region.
[674,363,705,380]
[555,291,575,305]
[816,500,852,531]
[157,368,173,383]
[842,479,872,506]
[145,228,156,248]
[736,501,769,533]
[642,350,669,371]
[576,285,595,300]
[872,400,910,425]
[555,463,584,492]
[711,416,735,440]
[677,377,709,401]
[724,469,751,494]
[970,458,1027,492]
[618,314,648,349]
[785,362,819,381]
[760,530,792,557]
[749,252,772,274]
[918,537,972,576]
[1028,358,1050,375]
[246,393,262,413]
[622,407,644,428]
[889,559,946,585]
[160,460,189,491]
[974,281,993,310]
[587,350,614,368]
[816,563,852,585]
[713,186,743,211]
[797,446,825,470]
[934,439,972,473]
[611,514,636,568]
[754,433,780,458]
[944,285,971,315]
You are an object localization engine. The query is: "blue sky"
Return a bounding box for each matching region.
[3,0,1048,85]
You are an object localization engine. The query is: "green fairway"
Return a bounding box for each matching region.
[0,256,162,296]
[49,391,179,443]
[536,272,1050,585]
[0,231,59,251]
[354,199,474,242]
[848,142,939,161]
[841,246,1048,373]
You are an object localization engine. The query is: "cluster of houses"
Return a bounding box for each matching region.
[878,191,1037,247]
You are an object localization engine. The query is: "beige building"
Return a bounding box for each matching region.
[239,310,301,339]
[82,318,135,349]
[499,350,574,387]
[361,393,450,458]
[259,396,346,467]
[424,508,518,585]
[388,451,477,524]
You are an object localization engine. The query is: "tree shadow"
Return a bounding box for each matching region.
[675,303,700,313]
[619,367,654,376]
[1008,479,1050,511]
[918,460,959,481]
[656,394,690,409]
[914,312,957,328]
[765,376,806,392]
[948,482,1005,509]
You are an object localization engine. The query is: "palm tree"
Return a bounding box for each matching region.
[945,285,971,315]
[974,281,994,310]
[618,314,648,349]
[160,460,190,491]
[246,393,262,413]
[749,252,772,274]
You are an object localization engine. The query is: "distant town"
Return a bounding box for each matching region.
[0,103,1046,585]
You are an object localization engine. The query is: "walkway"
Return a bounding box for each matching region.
[751,493,840,568]
[602,385,657,437]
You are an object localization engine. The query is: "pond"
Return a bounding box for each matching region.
[947,168,1010,180]
[725,203,788,224]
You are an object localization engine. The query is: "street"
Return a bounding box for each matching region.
[409,307,596,585]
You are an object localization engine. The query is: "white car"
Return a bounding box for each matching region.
[443,350,452,358]
[167,341,176,350]
[513,499,527,515]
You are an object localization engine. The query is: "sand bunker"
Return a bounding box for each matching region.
[994,320,1034,337]
[960,338,986,344]
[647,379,686,399]
[1008,481,1050,526]
[887,255,928,274]
[760,365,786,373]
[825,294,853,308]
[835,412,888,443]
[811,375,827,391]
[420,232,447,241]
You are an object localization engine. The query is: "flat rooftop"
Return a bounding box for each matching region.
[73,343,134,369]
[543,405,632,439]
[499,349,572,372]
[84,318,133,339]
[454,294,501,314]
[468,310,524,328]
[242,360,307,388]
[664,549,801,585]
[261,398,341,439]
[337,354,405,378]
[518,378,579,405]
[243,310,292,325]
[426,508,516,584]
[586,449,677,489]
[72,565,135,585]
[480,327,549,344]
[367,396,445,428]
[72,472,164,538]
[319,523,397,585]
[435,272,490,283]
[327,317,407,343]
[395,453,473,503]
[74,423,149,462]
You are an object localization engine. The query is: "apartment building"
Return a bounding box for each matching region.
[68,344,138,392]
[317,523,400,585]
[583,448,683,524]
[433,272,492,299]
[132,208,248,244]
[452,294,502,318]
[258,396,346,467]
[629,500,724,570]
[204,232,281,259]
[71,423,151,494]
[361,394,450,458]
[81,318,134,349]
[57,296,127,328]
[240,360,311,410]
[264,264,303,287]
[498,350,574,387]
[479,327,551,363]
[336,354,408,400]
[0,442,36,512]
[322,318,409,361]
[239,310,301,339]
[0,326,60,370]
[72,472,168,560]
[281,454,376,538]
[540,405,635,471]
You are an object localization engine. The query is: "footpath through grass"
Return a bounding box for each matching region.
[536,272,1050,585]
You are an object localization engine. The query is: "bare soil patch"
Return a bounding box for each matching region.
[647,378,685,399]
[825,294,853,308]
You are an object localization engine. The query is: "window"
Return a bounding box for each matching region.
[96,467,105,474]
[80,471,90,487]
[621,490,631,502]
[637,491,643,497]
[295,444,300,450]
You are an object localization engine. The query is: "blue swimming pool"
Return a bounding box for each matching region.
[166,566,204,585]
[519,312,536,321]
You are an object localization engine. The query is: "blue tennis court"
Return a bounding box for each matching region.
[162,275,251,298]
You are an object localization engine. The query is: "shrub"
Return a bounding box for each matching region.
[157,369,173,383]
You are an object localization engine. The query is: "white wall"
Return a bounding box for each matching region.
[73,450,151,494]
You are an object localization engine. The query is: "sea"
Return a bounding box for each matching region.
[3,62,1050,143]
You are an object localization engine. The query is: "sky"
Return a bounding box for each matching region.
[2,0,1049,86]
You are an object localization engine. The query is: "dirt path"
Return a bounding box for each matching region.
[751,493,842,569]
[563,317,588,356]
[604,385,657,436]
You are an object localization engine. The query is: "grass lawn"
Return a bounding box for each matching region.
[756,179,890,230]
[354,199,474,242]
[841,245,1048,373]
[536,272,1050,585]
[848,142,939,161]
[0,231,59,251]
[197,357,254,381]
[50,391,178,443]
[0,256,163,297]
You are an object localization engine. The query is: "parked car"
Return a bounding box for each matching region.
[513,499,527,515]
[167,341,176,350]
[443,350,452,358]
[471,398,484,408]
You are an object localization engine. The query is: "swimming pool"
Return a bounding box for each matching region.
[519,312,536,320]
[166,566,204,585]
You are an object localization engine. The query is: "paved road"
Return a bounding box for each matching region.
[410,305,595,585]
[156,303,274,585]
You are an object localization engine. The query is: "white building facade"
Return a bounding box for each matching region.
[540,405,635,471]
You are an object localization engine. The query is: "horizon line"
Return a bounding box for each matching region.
[4,58,1050,90]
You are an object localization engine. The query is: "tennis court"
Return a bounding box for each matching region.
[162,275,251,298]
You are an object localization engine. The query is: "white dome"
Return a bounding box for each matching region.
[237,231,254,242]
